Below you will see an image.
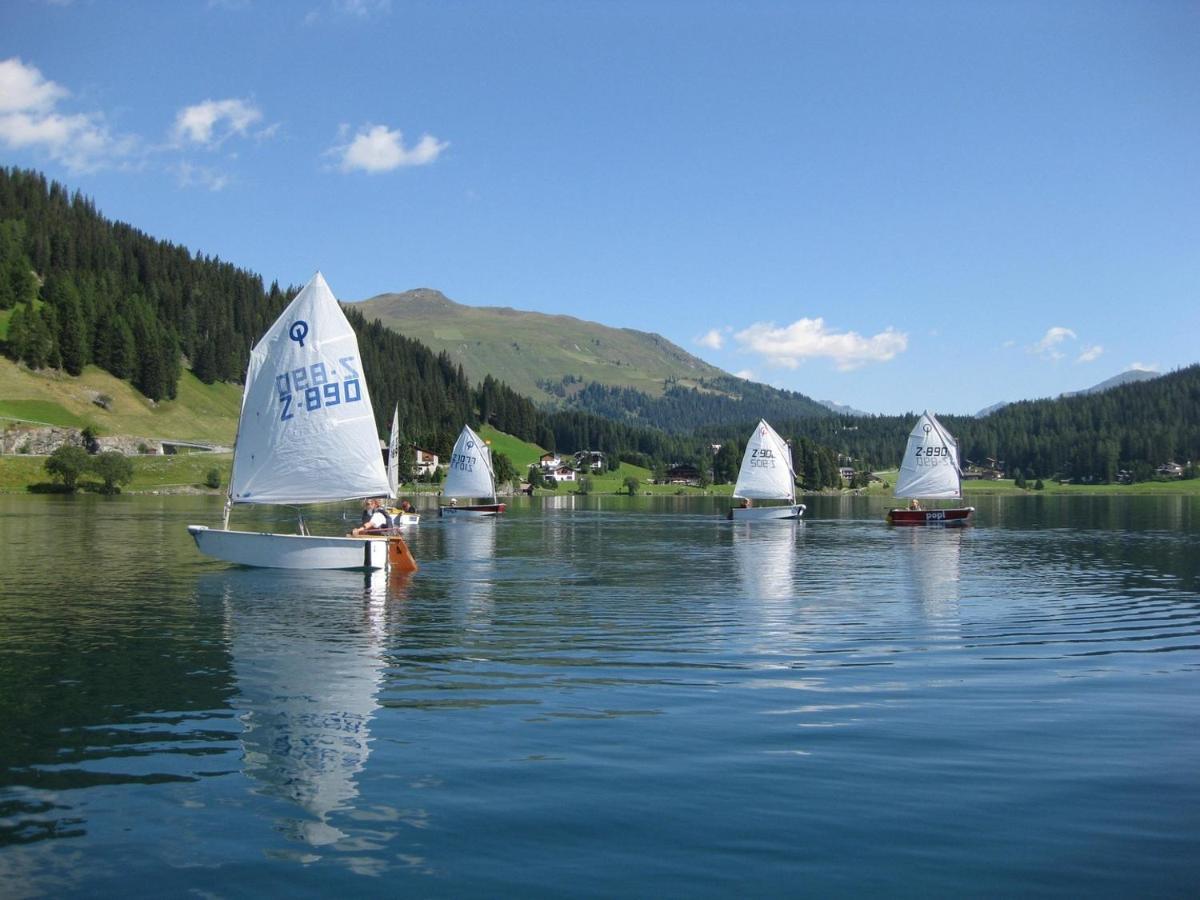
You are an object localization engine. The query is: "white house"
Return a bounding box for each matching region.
[414,447,439,477]
[551,465,577,483]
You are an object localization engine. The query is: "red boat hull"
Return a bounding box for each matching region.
[887,507,974,526]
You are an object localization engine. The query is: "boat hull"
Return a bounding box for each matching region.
[727,503,806,521]
[886,507,974,527]
[439,503,506,518]
[188,525,390,570]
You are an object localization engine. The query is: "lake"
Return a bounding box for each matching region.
[1,493,1197,897]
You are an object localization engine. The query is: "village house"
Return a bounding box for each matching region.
[664,463,701,486]
[574,450,604,472]
[414,447,439,478]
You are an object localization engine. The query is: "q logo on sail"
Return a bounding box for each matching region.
[289,320,309,347]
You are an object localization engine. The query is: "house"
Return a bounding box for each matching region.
[574,450,604,472]
[551,465,576,483]
[838,467,855,481]
[664,464,701,486]
[538,452,562,472]
[414,447,438,477]
[1157,462,1185,479]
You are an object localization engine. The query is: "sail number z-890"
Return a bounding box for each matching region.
[915,445,948,467]
[276,357,362,421]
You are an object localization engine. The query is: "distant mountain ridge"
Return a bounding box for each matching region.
[1061,368,1160,397]
[977,368,1163,417]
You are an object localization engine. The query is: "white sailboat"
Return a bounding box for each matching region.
[727,419,806,521]
[385,404,419,526]
[187,272,418,570]
[886,410,974,526]
[439,424,506,517]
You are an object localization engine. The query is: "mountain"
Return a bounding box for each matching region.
[977,369,1163,416]
[354,289,834,432]
[354,289,727,402]
[1061,368,1161,397]
[818,399,871,417]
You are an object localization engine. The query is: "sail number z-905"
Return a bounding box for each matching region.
[750,448,777,468]
[276,357,362,421]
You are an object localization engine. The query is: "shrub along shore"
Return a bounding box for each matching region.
[1,453,1197,497]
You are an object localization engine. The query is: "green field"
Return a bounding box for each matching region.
[4,444,1196,498]
[0,451,233,493]
[0,357,241,442]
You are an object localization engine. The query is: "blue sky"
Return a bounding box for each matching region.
[2,0,1196,415]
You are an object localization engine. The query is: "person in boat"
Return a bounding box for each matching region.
[740,498,753,508]
[352,498,389,535]
[399,499,413,515]
[909,499,922,511]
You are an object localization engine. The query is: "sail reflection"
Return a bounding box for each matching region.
[220,572,397,849]
[898,528,964,623]
[732,522,800,603]
[442,520,497,617]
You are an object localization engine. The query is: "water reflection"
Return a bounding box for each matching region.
[732,522,800,603]
[442,520,498,618]
[897,528,964,623]
[217,570,405,850]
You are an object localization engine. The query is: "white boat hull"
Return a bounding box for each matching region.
[439,503,505,518]
[188,525,389,570]
[727,503,806,521]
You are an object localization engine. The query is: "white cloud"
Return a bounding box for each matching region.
[1030,326,1076,360]
[173,98,262,146]
[733,370,755,381]
[696,328,724,350]
[1076,344,1103,363]
[0,57,131,172]
[1129,361,1160,372]
[334,0,392,16]
[0,56,67,113]
[335,124,448,173]
[173,161,230,192]
[734,318,907,371]
[305,0,392,26]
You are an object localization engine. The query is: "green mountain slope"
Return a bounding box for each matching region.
[0,357,241,443]
[353,289,728,401]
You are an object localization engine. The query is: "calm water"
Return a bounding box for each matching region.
[0,493,1197,897]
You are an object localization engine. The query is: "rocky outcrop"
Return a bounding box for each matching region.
[0,425,161,456]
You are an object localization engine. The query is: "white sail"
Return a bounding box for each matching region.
[442,425,497,501]
[893,411,963,500]
[732,419,796,501]
[387,405,400,497]
[228,272,390,505]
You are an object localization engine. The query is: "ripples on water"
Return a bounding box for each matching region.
[0,494,1197,897]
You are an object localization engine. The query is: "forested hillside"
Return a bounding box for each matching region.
[1,168,831,483]
[562,376,830,431]
[783,365,1200,482]
[2,167,1193,488]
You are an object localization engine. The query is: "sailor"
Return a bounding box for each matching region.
[352,498,389,535]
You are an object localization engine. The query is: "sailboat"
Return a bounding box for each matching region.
[439,424,506,517]
[187,272,418,571]
[385,405,419,526]
[886,410,975,526]
[727,419,806,521]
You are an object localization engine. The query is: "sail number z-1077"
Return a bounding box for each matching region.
[276,358,362,421]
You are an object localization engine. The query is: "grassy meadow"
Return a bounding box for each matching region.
[0,357,241,443]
